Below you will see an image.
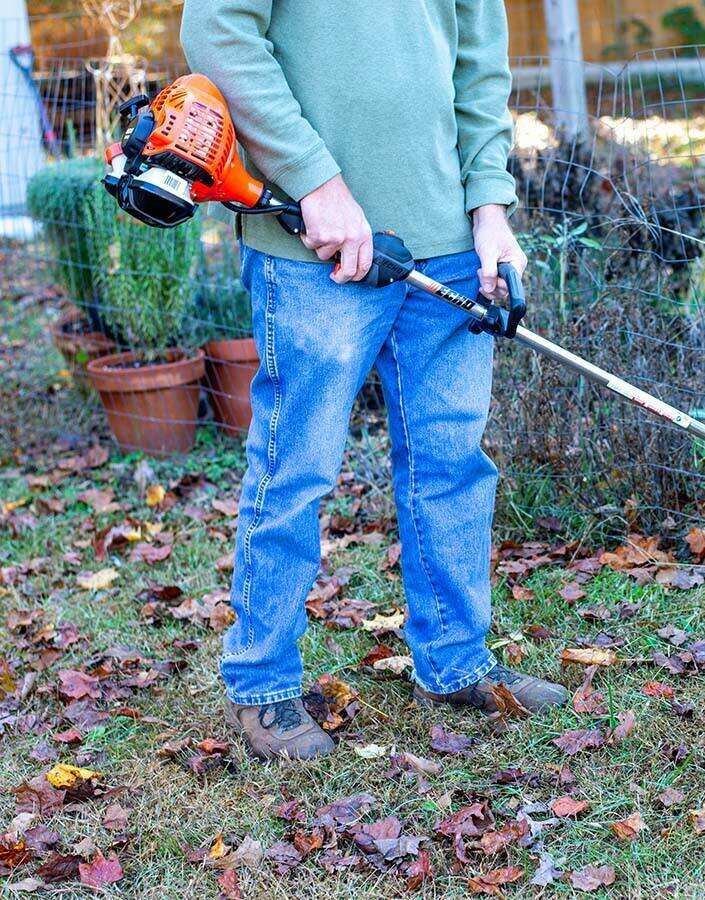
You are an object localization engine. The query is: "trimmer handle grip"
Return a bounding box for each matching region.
[497,263,526,338]
[364,232,415,286]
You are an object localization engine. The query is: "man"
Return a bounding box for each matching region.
[181,0,568,761]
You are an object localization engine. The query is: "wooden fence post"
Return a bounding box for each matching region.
[542,0,590,140]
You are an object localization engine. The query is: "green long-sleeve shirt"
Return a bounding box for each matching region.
[180,0,517,262]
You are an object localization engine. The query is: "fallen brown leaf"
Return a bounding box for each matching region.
[685,527,705,562]
[217,867,242,899]
[572,665,607,715]
[212,498,239,517]
[550,794,589,817]
[552,727,605,756]
[13,776,65,816]
[57,670,101,701]
[102,802,129,831]
[405,849,433,891]
[78,851,123,888]
[656,787,684,809]
[569,863,616,892]
[558,582,586,603]
[689,808,705,834]
[642,681,674,699]
[479,819,529,855]
[608,709,636,743]
[130,543,172,564]
[76,568,119,591]
[76,488,119,513]
[610,810,646,841]
[561,647,617,667]
[468,865,523,895]
[36,853,81,883]
[430,724,473,755]
[491,683,530,719]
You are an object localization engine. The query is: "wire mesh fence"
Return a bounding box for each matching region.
[1,8,704,539]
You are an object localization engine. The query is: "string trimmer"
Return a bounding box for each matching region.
[103,74,705,442]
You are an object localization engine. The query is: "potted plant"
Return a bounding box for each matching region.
[195,238,259,433]
[27,156,115,383]
[84,184,205,457]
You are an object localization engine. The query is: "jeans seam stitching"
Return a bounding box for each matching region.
[238,254,281,655]
[225,685,301,706]
[414,654,498,695]
[389,327,446,685]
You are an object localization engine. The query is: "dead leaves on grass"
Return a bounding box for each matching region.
[77,850,123,888]
[560,647,617,667]
[569,863,616,892]
[495,531,705,597]
[6,442,705,897]
[610,811,646,841]
[468,865,524,895]
[429,724,474,755]
[5,763,129,889]
[303,674,359,732]
[550,795,589,818]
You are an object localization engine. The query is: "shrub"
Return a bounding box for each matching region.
[487,211,705,536]
[83,183,201,355]
[191,237,252,344]
[26,156,102,308]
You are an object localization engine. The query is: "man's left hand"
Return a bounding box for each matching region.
[472,204,527,301]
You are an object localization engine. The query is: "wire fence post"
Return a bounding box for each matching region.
[542,0,589,140]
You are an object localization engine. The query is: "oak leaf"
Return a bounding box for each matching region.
[550,795,589,817]
[561,647,617,667]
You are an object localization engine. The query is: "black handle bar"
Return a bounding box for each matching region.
[272,211,527,340]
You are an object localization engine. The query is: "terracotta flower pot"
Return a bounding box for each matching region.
[204,338,259,433]
[51,307,115,389]
[87,348,206,457]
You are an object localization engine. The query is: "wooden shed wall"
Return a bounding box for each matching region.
[26,0,684,66]
[508,0,675,61]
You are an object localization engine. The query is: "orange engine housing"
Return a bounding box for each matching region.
[144,73,264,208]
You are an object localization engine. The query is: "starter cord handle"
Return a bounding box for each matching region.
[496,263,526,338]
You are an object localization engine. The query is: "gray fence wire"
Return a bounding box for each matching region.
[0,22,704,538]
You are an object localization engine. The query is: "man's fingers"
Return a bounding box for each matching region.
[330,239,360,284]
[315,242,341,262]
[502,251,528,277]
[478,263,498,298]
[353,232,373,281]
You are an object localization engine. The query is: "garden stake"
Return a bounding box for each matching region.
[103,73,705,444]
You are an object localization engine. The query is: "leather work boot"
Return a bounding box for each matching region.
[226,697,335,761]
[414,664,568,713]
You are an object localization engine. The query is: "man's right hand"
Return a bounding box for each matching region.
[299,174,373,284]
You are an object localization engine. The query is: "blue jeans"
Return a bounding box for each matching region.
[221,246,498,704]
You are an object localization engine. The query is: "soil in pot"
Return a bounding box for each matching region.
[204,338,259,433]
[51,306,115,389]
[87,348,206,457]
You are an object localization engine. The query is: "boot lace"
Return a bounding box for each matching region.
[485,664,522,686]
[258,699,303,733]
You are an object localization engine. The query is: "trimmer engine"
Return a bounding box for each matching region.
[104,73,304,233]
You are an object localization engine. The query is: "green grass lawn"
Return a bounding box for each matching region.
[2,297,705,898]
